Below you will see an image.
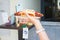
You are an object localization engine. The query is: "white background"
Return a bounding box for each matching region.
[0,29,18,40]
[16,0,40,12]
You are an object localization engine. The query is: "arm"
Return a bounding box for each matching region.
[34,21,49,40]
[25,12,50,40]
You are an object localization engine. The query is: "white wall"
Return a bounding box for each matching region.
[0,0,10,14]
[0,0,10,24]
[10,0,18,16]
[0,29,18,40]
[17,0,41,12]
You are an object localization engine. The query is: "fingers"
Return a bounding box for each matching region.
[20,10,42,24]
[25,13,36,21]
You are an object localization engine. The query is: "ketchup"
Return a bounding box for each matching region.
[35,12,43,17]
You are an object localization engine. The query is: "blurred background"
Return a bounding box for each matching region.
[0,0,60,40]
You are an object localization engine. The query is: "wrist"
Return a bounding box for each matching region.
[34,22,43,30]
[36,28,45,34]
[35,26,44,31]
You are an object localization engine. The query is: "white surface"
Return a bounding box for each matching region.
[2,12,9,24]
[0,29,18,40]
[10,0,18,16]
[0,0,10,14]
[23,28,28,39]
[16,0,41,12]
[0,13,3,25]
[0,12,9,25]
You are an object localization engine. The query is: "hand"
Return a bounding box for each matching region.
[25,12,42,25]
[25,12,44,30]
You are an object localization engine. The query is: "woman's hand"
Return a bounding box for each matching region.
[25,12,50,40]
[25,12,44,30]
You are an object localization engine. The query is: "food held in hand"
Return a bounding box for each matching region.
[14,9,43,17]
[14,12,21,16]
[35,12,43,17]
[15,9,44,27]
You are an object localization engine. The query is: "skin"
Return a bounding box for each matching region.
[15,11,50,40]
[8,12,49,40]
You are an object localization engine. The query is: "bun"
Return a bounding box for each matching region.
[14,9,43,17]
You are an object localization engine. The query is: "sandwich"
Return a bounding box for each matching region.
[14,9,43,17]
